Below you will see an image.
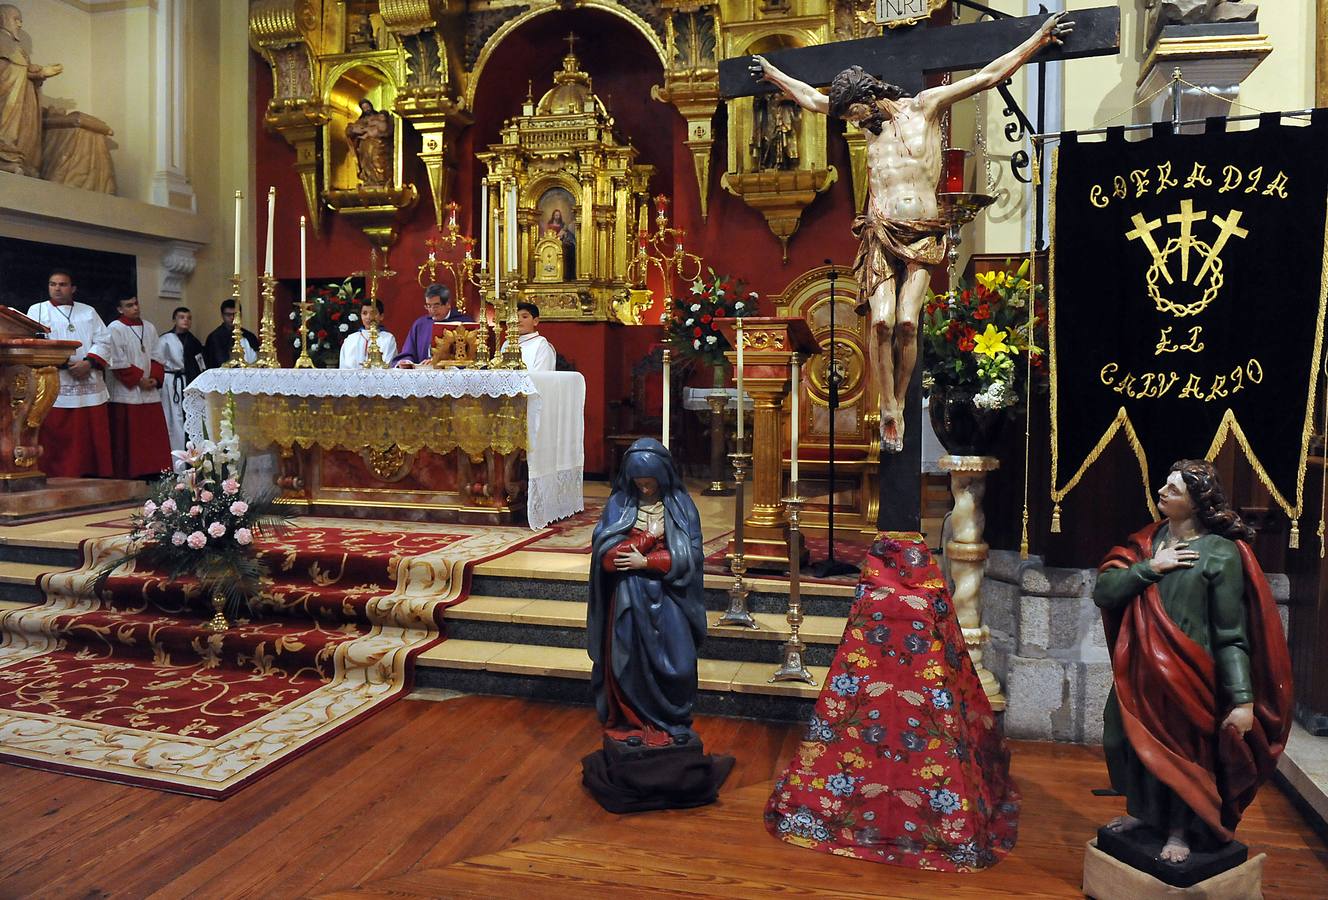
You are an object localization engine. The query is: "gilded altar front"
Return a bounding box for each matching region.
[478,48,654,321]
[183,369,587,529]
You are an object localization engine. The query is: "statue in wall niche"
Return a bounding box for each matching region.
[1144,1,1259,44]
[1092,459,1292,877]
[0,3,62,177]
[581,438,733,813]
[750,93,800,171]
[346,99,392,188]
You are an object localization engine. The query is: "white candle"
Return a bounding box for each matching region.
[233,190,242,274]
[480,178,488,271]
[791,357,800,484]
[506,181,517,270]
[299,215,307,306]
[662,349,671,449]
[494,204,502,298]
[264,186,276,275]
[736,319,745,442]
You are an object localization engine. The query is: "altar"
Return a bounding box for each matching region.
[183,369,585,529]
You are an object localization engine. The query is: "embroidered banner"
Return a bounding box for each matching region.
[1048,112,1328,539]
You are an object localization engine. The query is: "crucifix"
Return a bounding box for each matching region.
[719,7,1119,529]
[353,249,397,368]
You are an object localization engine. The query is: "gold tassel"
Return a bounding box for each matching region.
[1289,518,1300,550]
[1019,508,1030,560]
[1050,502,1062,534]
[1317,518,1325,559]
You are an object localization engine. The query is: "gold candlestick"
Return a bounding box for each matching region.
[771,489,815,684]
[293,297,316,368]
[254,273,280,368]
[497,291,525,370]
[715,449,758,629]
[363,318,386,368]
[224,274,247,368]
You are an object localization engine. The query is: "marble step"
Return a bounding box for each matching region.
[469,561,856,618]
[415,640,824,723]
[445,595,848,667]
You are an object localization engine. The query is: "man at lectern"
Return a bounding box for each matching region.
[392,283,471,368]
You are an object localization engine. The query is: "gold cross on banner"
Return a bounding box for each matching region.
[353,248,397,301]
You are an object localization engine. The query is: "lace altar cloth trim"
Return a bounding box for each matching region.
[183,369,586,529]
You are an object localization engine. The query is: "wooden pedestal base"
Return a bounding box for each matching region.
[1082,840,1265,899]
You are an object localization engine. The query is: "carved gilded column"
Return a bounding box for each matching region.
[250,0,330,235]
[653,3,721,220]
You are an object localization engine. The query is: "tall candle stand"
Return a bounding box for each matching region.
[254,274,280,368]
[716,448,758,629]
[495,288,526,370]
[771,489,814,683]
[626,193,703,324]
[293,295,316,368]
[224,274,247,368]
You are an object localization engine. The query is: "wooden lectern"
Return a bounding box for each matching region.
[716,316,820,571]
[0,307,78,487]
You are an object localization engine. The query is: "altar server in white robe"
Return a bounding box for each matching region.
[105,296,171,478]
[26,269,114,478]
[155,306,207,452]
[498,302,557,372]
[339,298,397,368]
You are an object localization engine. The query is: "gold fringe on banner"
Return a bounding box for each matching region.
[1019,140,1042,561]
[1051,502,1062,533]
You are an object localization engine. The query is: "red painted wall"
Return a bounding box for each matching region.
[252,7,863,476]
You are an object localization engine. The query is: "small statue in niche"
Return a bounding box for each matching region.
[1093,459,1291,876]
[346,99,392,188]
[750,93,800,171]
[582,438,733,812]
[346,12,377,52]
[0,3,62,176]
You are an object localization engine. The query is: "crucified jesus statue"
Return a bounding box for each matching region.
[751,11,1072,452]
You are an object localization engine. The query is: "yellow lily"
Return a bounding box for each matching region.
[973,324,1012,357]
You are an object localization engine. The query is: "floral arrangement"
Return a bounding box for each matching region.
[94,438,284,617]
[921,259,1045,410]
[665,268,758,367]
[290,277,363,368]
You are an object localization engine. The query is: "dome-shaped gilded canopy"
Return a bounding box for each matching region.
[536,50,593,116]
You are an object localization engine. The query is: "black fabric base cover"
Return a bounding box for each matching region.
[581,736,735,814]
[1096,824,1248,888]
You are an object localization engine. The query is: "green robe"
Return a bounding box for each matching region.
[1093,528,1252,839]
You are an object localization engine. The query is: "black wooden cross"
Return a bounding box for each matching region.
[718,7,1120,100]
[716,8,1119,533]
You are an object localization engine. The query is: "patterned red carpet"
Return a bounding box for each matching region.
[0,519,538,798]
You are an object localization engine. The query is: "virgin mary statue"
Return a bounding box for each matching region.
[587,438,707,747]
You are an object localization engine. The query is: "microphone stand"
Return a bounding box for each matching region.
[812,260,858,579]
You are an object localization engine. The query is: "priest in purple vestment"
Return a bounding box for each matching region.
[392,283,473,367]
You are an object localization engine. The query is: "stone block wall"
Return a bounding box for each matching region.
[978,551,1290,745]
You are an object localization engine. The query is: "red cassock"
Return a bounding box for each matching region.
[108,360,172,478]
[41,405,113,479]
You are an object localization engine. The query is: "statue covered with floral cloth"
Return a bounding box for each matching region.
[764,532,1019,871]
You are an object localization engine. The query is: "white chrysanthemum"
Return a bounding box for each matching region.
[973,380,1016,410]
[338,323,349,332]
[349,313,358,321]
[692,339,701,349]
[690,303,701,312]
[705,335,718,344]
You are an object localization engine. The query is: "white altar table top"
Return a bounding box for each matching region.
[184,368,585,529]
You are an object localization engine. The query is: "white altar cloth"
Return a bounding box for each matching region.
[184,369,585,529]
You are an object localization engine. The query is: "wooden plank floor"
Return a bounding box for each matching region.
[0,695,1323,898]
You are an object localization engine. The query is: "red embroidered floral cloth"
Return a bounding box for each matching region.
[764,533,1019,871]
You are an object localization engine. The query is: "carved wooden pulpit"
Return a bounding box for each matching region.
[0,307,78,487]
[717,316,820,571]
